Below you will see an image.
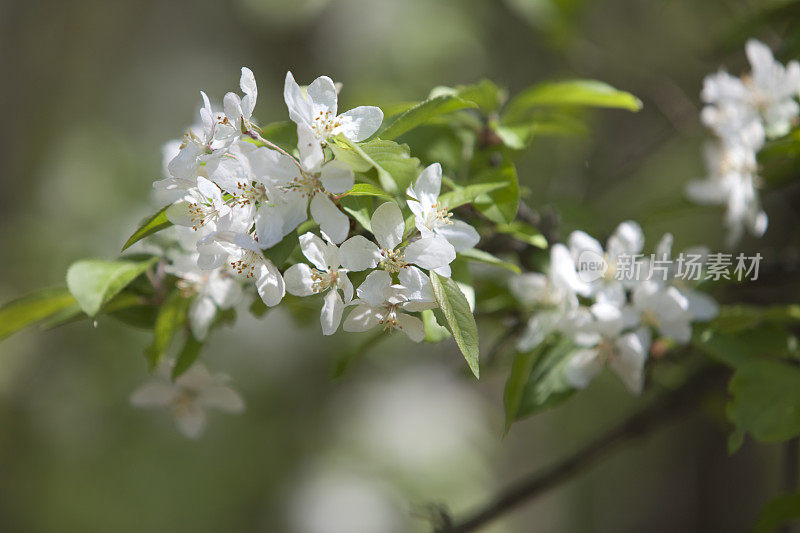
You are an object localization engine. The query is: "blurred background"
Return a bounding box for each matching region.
[0,0,798,531]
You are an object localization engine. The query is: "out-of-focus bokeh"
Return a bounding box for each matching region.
[0,0,795,531]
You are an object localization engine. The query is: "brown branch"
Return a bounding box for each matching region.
[436,366,726,533]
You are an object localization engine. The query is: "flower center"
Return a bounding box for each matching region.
[379,248,408,273]
[286,174,323,199]
[312,110,342,142]
[231,180,268,206]
[310,268,337,293]
[378,303,403,333]
[187,201,220,231]
[230,250,262,279]
[426,202,453,228]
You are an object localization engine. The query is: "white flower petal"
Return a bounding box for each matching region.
[284,71,314,127]
[435,220,480,252]
[564,349,604,389]
[298,232,329,271]
[256,259,285,306]
[411,163,442,206]
[370,202,405,251]
[239,67,257,119]
[610,329,650,395]
[310,193,350,245]
[307,75,338,115]
[297,123,324,172]
[338,271,354,303]
[336,106,384,142]
[356,270,392,306]
[175,404,207,439]
[339,236,380,271]
[320,162,354,194]
[397,313,425,342]
[199,385,245,413]
[284,263,316,297]
[130,382,177,408]
[321,290,344,335]
[343,304,382,332]
[189,296,217,341]
[404,235,456,271]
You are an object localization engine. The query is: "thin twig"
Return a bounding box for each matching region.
[436,366,725,533]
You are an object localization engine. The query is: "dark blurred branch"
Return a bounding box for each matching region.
[435,366,725,533]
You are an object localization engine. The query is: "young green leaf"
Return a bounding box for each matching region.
[0,287,78,341]
[331,137,420,194]
[472,161,520,224]
[439,181,509,210]
[145,291,191,371]
[753,491,800,533]
[344,183,395,201]
[422,309,451,343]
[503,79,643,124]
[496,221,548,248]
[172,334,203,381]
[457,248,521,274]
[377,94,478,140]
[429,272,480,378]
[263,232,300,269]
[66,256,158,317]
[121,206,172,252]
[727,358,800,443]
[504,338,577,429]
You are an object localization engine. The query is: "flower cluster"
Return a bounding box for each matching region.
[155,68,479,341]
[130,362,245,439]
[687,39,800,245]
[509,221,718,394]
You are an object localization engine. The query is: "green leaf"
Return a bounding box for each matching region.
[727,358,800,443]
[496,221,548,248]
[471,161,520,224]
[693,327,765,368]
[753,491,800,533]
[121,206,172,252]
[255,120,298,151]
[422,309,451,343]
[454,79,506,112]
[0,287,78,341]
[331,137,420,194]
[377,94,478,140]
[145,291,190,371]
[457,248,520,274]
[344,183,395,201]
[504,338,577,428]
[339,195,373,232]
[439,181,509,210]
[66,257,158,317]
[172,335,203,381]
[711,304,800,334]
[263,232,299,269]
[429,272,480,378]
[503,79,642,123]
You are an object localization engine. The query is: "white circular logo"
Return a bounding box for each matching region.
[576,250,608,283]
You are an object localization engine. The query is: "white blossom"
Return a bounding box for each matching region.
[686,143,767,246]
[284,71,384,144]
[406,163,480,253]
[343,269,437,342]
[509,243,589,352]
[254,124,355,244]
[564,317,652,395]
[165,176,231,232]
[130,363,245,439]
[165,251,243,341]
[339,202,456,276]
[284,232,354,335]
